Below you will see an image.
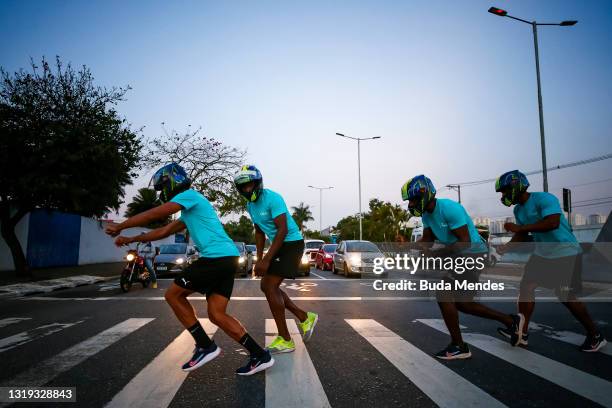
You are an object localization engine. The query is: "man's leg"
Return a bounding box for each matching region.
[560,294,597,337]
[456,301,514,327]
[145,258,157,284]
[518,280,538,334]
[280,289,308,322]
[437,301,463,345]
[260,274,291,340]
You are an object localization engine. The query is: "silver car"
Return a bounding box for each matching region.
[154,243,198,275]
[332,240,387,278]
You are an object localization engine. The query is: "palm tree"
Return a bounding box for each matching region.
[291,202,314,231]
[125,188,171,228]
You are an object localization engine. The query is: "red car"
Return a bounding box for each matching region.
[314,244,338,271]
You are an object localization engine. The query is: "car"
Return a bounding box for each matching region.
[154,243,197,275]
[314,244,338,271]
[234,242,254,277]
[304,239,325,265]
[246,244,257,261]
[298,251,311,276]
[332,240,387,278]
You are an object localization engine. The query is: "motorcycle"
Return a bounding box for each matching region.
[120,249,151,292]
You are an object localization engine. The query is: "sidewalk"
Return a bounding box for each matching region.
[0,263,123,298]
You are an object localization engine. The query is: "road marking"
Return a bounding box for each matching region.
[0,317,32,328]
[528,322,611,357]
[282,282,319,292]
[0,320,85,353]
[346,319,506,408]
[309,271,327,280]
[265,319,331,408]
[417,319,612,407]
[0,318,154,402]
[105,319,217,408]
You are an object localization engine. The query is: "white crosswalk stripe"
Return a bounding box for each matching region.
[0,317,32,328]
[0,320,85,353]
[0,317,154,408]
[265,319,331,408]
[105,319,217,408]
[529,321,612,357]
[347,319,507,408]
[417,319,612,408]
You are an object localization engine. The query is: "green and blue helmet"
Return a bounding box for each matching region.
[150,163,191,203]
[233,165,263,202]
[495,170,529,207]
[401,175,436,217]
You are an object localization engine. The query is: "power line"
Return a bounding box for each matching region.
[449,153,612,188]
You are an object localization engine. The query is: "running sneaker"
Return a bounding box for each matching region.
[580,333,608,352]
[152,282,158,289]
[509,313,525,346]
[497,327,529,346]
[435,343,472,360]
[236,350,275,376]
[266,336,295,354]
[181,342,221,372]
[299,312,319,342]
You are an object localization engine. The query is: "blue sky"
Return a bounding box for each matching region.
[2,0,611,228]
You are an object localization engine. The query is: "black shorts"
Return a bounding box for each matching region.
[436,253,487,302]
[523,254,583,296]
[174,256,238,299]
[267,240,305,279]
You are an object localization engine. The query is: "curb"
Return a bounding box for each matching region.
[0,275,120,299]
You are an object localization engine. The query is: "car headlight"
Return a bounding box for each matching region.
[324,254,332,259]
[126,253,135,262]
[176,257,185,265]
[253,254,258,261]
[239,256,245,264]
[301,255,309,265]
[348,254,361,267]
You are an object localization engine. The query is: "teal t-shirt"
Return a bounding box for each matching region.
[422,198,487,253]
[513,192,581,258]
[171,189,239,258]
[246,189,303,243]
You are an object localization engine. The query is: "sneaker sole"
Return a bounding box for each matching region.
[236,357,275,376]
[497,328,528,346]
[435,352,472,360]
[181,346,221,372]
[582,338,608,353]
[302,314,318,343]
[268,347,295,354]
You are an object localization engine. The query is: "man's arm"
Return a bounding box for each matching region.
[114,220,186,247]
[106,202,182,236]
[505,214,560,234]
[254,224,266,260]
[263,214,288,262]
[418,227,435,251]
[429,225,471,257]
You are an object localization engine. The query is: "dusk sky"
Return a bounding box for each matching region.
[2,0,611,229]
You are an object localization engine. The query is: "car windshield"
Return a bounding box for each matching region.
[159,244,187,254]
[245,245,256,252]
[305,241,324,249]
[322,244,337,253]
[346,242,379,253]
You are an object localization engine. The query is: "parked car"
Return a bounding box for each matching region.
[298,251,311,276]
[304,239,325,265]
[154,243,197,275]
[246,244,257,261]
[332,240,387,278]
[234,242,254,277]
[314,244,338,271]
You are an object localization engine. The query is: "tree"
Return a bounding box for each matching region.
[334,199,411,242]
[0,57,142,276]
[125,188,171,228]
[146,126,246,216]
[302,229,325,241]
[291,202,314,231]
[224,215,255,243]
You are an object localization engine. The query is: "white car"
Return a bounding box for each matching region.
[332,240,387,278]
[304,239,325,265]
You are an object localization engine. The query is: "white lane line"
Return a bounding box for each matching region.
[346,319,506,408]
[0,317,32,328]
[528,322,611,357]
[309,272,327,280]
[0,318,154,396]
[105,319,217,408]
[0,321,85,353]
[265,319,331,408]
[417,319,612,408]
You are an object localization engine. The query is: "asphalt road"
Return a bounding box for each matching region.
[1,265,611,408]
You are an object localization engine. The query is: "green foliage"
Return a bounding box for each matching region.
[125,188,171,228]
[291,202,314,231]
[224,215,255,243]
[335,199,411,242]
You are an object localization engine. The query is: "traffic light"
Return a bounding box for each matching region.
[488,7,508,16]
[562,188,572,213]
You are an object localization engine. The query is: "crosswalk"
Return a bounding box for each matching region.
[0,315,610,408]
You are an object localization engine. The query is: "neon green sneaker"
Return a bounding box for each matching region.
[266,336,295,354]
[299,312,318,342]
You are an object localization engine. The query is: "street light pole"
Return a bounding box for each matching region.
[308,185,333,232]
[488,6,577,193]
[336,133,381,240]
